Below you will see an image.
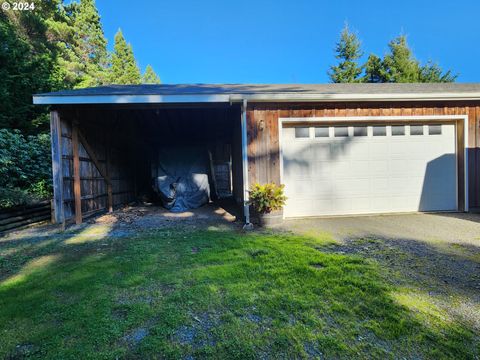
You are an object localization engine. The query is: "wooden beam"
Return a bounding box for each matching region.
[71,122,82,224]
[105,129,113,212]
[50,110,65,227]
[77,128,113,212]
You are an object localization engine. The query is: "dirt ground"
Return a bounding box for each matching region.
[0,202,240,243]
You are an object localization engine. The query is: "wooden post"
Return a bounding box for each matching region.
[50,110,65,228]
[105,129,113,212]
[71,122,82,224]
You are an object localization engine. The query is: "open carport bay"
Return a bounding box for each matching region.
[54,105,243,222]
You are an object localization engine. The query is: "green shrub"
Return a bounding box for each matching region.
[0,129,52,208]
[248,183,287,214]
[0,187,38,208]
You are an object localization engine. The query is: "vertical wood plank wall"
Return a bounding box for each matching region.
[247,101,480,209]
[57,108,135,221]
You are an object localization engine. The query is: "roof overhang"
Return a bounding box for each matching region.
[33,92,480,105]
[32,94,232,105]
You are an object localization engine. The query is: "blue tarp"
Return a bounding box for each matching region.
[152,147,211,212]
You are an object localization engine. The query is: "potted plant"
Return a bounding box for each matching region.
[248,183,287,226]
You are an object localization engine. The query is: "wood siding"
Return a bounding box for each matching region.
[247,102,480,209]
[51,105,242,222]
[54,108,136,221]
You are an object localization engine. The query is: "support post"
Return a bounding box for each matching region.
[72,121,82,224]
[241,99,251,227]
[50,110,65,228]
[105,130,113,212]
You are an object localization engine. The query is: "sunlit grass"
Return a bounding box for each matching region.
[0,228,478,359]
[1,254,60,288]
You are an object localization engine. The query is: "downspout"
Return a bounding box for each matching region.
[241,98,252,227]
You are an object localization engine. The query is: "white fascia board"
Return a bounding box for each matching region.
[230,92,480,102]
[33,92,480,105]
[33,94,231,105]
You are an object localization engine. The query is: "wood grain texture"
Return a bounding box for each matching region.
[71,122,82,224]
[50,111,65,225]
[247,101,480,209]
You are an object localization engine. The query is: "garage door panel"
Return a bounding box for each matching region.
[283,159,311,178]
[350,142,371,159]
[334,178,370,197]
[311,161,332,177]
[284,143,312,160]
[311,143,333,160]
[311,180,334,197]
[369,160,390,176]
[282,123,457,217]
[285,179,312,198]
[284,199,314,217]
[348,160,371,178]
[330,142,350,159]
[369,143,390,159]
[331,161,352,178]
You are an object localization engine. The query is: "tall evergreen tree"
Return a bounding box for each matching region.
[109,29,141,85]
[381,35,420,83]
[419,61,457,83]
[142,65,161,84]
[362,35,456,83]
[69,0,109,87]
[328,24,363,83]
[0,1,66,132]
[363,54,386,83]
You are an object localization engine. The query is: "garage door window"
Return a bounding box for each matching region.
[411,125,424,135]
[334,127,348,137]
[315,127,329,137]
[354,126,368,136]
[295,127,310,138]
[373,126,386,136]
[429,125,442,135]
[392,125,405,136]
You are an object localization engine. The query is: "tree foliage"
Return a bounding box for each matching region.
[0,129,52,207]
[329,29,457,84]
[110,29,141,85]
[69,0,109,87]
[0,1,66,133]
[0,0,158,134]
[142,64,161,84]
[328,24,363,83]
[0,1,160,205]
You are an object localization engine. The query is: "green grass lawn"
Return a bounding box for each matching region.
[0,226,478,359]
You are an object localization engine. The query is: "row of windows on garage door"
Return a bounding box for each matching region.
[293,124,444,138]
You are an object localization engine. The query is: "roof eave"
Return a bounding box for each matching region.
[32,94,232,105]
[232,92,480,102]
[32,92,480,105]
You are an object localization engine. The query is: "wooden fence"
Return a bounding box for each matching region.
[0,200,52,233]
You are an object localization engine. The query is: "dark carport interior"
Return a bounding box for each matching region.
[54,104,243,223]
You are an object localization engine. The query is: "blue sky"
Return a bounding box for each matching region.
[97,0,480,84]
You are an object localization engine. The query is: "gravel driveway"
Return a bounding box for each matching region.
[280,212,480,333]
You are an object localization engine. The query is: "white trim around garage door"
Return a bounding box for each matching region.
[278,115,469,218]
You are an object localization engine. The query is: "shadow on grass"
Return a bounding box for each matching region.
[0,227,478,359]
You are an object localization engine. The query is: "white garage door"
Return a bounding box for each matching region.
[281,123,457,217]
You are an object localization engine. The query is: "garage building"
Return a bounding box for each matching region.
[33,83,480,224]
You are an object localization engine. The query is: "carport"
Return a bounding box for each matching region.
[33,85,249,225]
[34,83,480,225]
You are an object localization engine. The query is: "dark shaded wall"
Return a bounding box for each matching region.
[57,107,136,220]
